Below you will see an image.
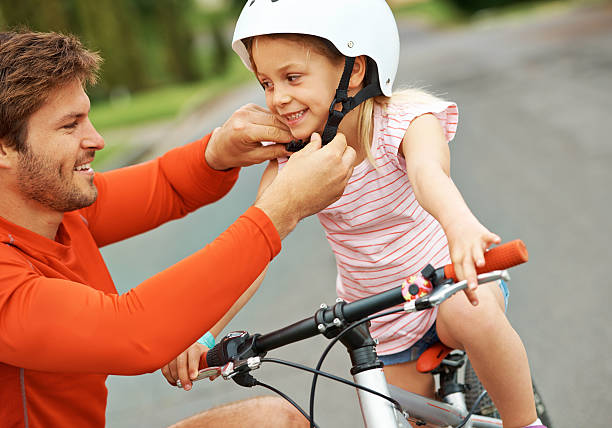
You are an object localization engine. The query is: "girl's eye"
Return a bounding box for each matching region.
[287,75,300,83]
[260,80,273,91]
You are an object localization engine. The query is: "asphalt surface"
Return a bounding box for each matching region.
[103,3,612,427]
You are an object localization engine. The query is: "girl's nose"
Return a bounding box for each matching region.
[273,88,291,107]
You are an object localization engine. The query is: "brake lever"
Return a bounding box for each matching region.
[224,356,262,378]
[175,366,222,388]
[403,270,510,313]
[175,355,264,388]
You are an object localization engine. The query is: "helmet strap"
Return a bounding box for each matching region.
[321,56,383,144]
[286,56,384,152]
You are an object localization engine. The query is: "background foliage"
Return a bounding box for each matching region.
[0,0,239,101]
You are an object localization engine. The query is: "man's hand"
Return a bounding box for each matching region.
[205,104,293,170]
[255,132,356,239]
[161,342,207,391]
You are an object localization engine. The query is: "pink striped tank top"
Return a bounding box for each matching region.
[280,100,458,355]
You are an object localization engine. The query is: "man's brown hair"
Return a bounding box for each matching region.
[0,30,102,152]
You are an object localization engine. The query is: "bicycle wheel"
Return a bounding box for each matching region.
[463,360,499,418]
[464,360,553,426]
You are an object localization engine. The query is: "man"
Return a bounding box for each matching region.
[0,31,355,427]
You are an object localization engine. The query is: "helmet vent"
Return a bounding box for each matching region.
[347,41,354,48]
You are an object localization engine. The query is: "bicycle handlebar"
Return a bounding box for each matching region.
[202,240,528,370]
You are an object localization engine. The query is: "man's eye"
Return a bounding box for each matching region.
[63,122,78,129]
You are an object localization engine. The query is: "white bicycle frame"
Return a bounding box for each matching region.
[353,370,502,427]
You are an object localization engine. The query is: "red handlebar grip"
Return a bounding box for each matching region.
[199,353,208,370]
[443,239,528,281]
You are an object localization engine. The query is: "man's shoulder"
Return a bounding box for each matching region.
[0,241,33,266]
[0,221,30,265]
[0,243,35,293]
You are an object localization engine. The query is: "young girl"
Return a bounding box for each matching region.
[167,1,545,426]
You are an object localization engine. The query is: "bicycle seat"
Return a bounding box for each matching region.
[416,341,454,373]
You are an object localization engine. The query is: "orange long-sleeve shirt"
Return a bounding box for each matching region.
[0,135,281,427]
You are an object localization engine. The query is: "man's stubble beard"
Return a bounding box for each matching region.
[16,147,98,212]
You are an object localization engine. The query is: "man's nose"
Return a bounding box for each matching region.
[82,118,105,150]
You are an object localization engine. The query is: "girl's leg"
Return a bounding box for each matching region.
[384,363,435,428]
[435,282,537,428]
[384,361,435,398]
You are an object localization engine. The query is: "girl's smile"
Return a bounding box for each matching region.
[251,36,343,140]
[282,108,308,126]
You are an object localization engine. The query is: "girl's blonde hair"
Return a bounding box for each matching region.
[243,34,344,77]
[359,88,445,167]
[244,34,445,167]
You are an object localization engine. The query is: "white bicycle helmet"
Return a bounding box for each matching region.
[232,0,400,149]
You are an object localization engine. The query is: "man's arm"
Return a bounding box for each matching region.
[0,207,278,375]
[83,134,240,247]
[0,132,355,376]
[254,133,355,239]
[84,104,295,247]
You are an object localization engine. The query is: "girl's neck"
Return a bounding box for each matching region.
[337,107,371,167]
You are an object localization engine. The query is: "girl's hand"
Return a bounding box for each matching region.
[161,342,207,391]
[445,217,501,306]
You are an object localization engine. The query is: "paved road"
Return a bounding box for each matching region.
[104,3,612,427]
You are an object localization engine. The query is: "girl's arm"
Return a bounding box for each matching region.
[161,160,280,390]
[209,159,278,333]
[208,160,278,335]
[160,268,267,390]
[401,114,500,306]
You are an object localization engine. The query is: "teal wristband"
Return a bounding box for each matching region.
[197,331,215,348]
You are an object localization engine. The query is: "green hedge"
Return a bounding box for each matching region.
[445,0,543,13]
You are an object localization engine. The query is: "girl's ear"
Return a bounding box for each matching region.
[348,56,367,90]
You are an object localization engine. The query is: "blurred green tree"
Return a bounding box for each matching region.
[74,0,149,94]
[0,0,70,33]
[0,0,207,99]
[445,0,542,14]
[230,0,246,17]
[153,0,201,82]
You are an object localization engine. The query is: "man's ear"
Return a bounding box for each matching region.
[348,56,367,90]
[0,139,17,169]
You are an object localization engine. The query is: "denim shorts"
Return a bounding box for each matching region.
[378,279,509,366]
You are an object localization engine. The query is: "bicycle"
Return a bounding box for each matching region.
[179,240,552,427]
